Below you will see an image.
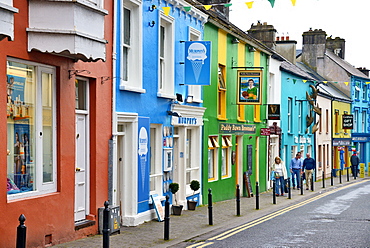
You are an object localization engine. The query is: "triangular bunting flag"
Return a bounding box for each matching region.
[268,0,275,8]
[322,81,327,84]
[293,79,297,84]
[291,0,296,6]
[162,7,171,16]
[366,82,370,84]
[224,3,232,7]
[183,6,191,12]
[302,80,307,83]
[344,82,349,85]
[204,5,212,10]
[245,2,254,9]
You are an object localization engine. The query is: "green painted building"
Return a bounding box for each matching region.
[201,14,272,204]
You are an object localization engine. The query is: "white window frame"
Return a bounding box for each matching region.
[354,109,358,133]
[221,136,232,179]
[187,27,202,103]
[150,124,162,196]
[287,98,292,133]
[298,101,302,133]
[363,84,367,101]
[208,136,219,181]
[7,58,57,200]
[157,11,175,99]
[119,0,144,93]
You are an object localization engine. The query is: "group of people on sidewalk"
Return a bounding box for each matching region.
[270,151,361,196]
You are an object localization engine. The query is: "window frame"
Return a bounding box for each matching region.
[208,136,219,181]
[157,11,175,99]
[7,58,57,200]
[149,125,163,196]
[119,0,144,93]
[221,136,232,179]
[217,64,227,120]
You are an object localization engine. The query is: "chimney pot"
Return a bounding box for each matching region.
[276,36,280,41]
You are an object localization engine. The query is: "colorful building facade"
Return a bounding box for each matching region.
[1,0,113,246]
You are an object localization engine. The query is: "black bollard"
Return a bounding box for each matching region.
[272,180,276,204]
[164,195,170,240]
[322,170,325,188]
[339,170,342,184]
[300,176,303,195]
[103,201,110,248]
[347,167,350,182]
[208,188,213,225]
[288,178,291,199]
[331,169,334,186]
[236,184,240,216]
[16,214,26,248]
[255,182,259,210]
[311,172,314,191]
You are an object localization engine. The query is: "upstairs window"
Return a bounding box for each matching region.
[287,98,292,132]
[119,1,143,92]
[208,136,219,181]
[158,12,174,98]
[218,64,226,119]
[363,84,368,101]
[221,136,232,178]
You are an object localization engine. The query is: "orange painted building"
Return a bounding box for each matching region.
[0,0,113,247]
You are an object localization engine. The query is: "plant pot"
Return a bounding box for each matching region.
[172,205,183,215]
[187,200,197,210]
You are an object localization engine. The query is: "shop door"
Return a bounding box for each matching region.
[75,113,89,221]
[74,78,89,222]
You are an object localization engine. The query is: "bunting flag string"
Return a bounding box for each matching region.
[285,78,370,86]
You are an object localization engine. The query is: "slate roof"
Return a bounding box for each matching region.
[280,60,316,81]
[325,49,369,79]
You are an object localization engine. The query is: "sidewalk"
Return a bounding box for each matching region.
[54,176,367,248]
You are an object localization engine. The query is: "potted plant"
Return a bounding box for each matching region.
[169,182,183,215]
[187,180,200,210]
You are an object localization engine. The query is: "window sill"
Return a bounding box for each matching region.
[157,92,176,99]
[119,85,146,94]
[217,117,228,121]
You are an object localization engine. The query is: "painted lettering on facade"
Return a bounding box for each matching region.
[219,123,256,134]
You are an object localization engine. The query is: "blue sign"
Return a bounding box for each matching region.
[137,117,150,212]
[184,41,211,85]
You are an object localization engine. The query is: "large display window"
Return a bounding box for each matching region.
[6,59,56,198]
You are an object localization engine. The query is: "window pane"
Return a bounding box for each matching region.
[123,8,131,46]
[160,26,165,58]
[208,150,214,179]
[42,72,53,183]
[122,47,128,81]
[75,79,87,110]
[7,61,36,193]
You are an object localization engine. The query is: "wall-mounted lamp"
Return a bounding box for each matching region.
[248,46,256,52]
[232,38,239,44]
[167,111,182,117]
[176,93,183,102]
[186,95,194,103]
[148,21,155,27]
[148,5,156,11]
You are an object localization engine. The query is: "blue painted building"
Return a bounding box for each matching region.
[111,0,208,226]
[351,73,370,173]
[280,61,317,184]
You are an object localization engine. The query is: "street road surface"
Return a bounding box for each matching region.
[186,180,370,248]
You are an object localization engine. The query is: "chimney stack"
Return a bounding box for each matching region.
[301,28,327,74]
[248,21,277,50]
[357,67,370,77]
[326,36,345,59]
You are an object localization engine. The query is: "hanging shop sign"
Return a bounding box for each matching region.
[268,104,280,120]
[184,41,211,85]
[342,114,353,129]
[237,70,262,105]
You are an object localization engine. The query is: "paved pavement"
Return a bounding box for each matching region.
[54,175,368,248]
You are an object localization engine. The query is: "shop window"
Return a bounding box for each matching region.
[208,136,219,181]
[221,136,232,178]
[7,59,56,198]
[150,125,162,195]
[218,64,226,120]
[185,129,199,186]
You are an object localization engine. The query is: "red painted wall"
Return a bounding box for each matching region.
[0,0,113,247]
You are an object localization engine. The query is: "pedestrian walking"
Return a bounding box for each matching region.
[350,152,360,178]
[271,156,288,196]
[290,152,302,190]
[303,153,316,190]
